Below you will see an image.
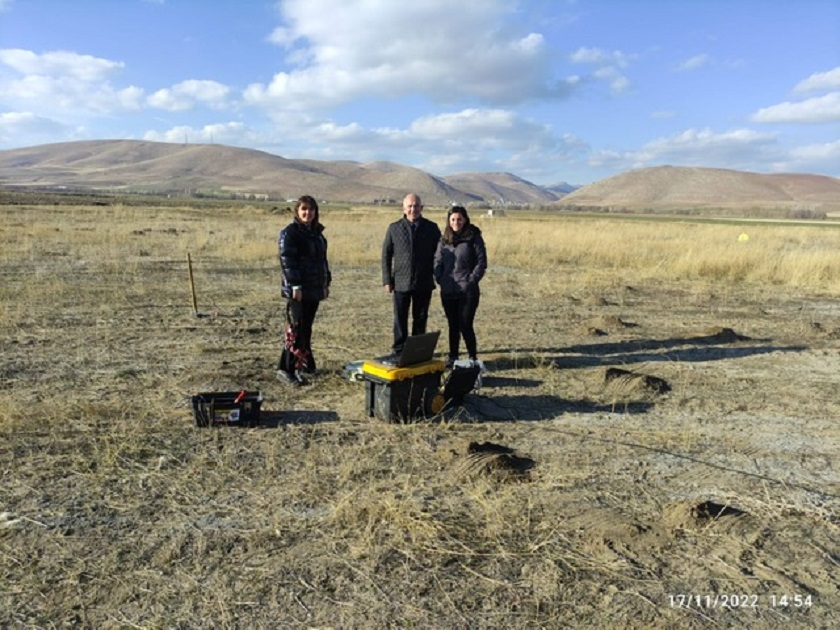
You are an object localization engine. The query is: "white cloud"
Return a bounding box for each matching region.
[0,111,65,144]
[136,108,840,182]
[2,74,144,114]
[789,139,840,161]
[594,66,631,94]
[0,49,144,117]
[302,108,559,157]
[643,128,779,170]
[569,46,634,94]
[245,107,584,182]
[762,139,840,176]
[0,49,124,82]
[311,121,371,142]
[590,127,782,172]
[409,109,527,140]
[675,53,711,72]
[148,80,232,111]
[116,86,145,110]
[569,47,632,68]
[149,104,582,182]
[751,92,840,124]
[0,0,13,12]
[793,67,840,93]
[0,111,38,126]
[245,0,558,110]
[143,121,252,145]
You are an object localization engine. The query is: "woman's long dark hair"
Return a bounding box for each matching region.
[442,205,472,245]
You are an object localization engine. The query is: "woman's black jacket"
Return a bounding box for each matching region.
[433,225,487,296]
[278,219,331,301]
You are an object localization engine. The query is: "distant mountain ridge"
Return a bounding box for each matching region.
[0,140,564,205]
[2,141,838,213]
[553,165,840,213]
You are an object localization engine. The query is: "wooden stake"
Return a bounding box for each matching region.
[187,252,198,316]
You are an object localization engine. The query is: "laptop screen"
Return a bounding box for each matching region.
[379,331,440,367]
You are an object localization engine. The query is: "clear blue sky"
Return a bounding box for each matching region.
[1,0,838,185]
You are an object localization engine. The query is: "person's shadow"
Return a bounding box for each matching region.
[259,410,339,427]
[484,330,806,372]
[439,394,654,423]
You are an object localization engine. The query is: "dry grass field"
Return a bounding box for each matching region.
[1,200,839,629]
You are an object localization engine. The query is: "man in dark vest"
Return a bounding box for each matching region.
[381,193,442,354]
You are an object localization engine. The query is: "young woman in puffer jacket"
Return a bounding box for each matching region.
[276,195,331,386]
[433,205,487,367]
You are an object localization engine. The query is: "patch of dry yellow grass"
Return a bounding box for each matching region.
[3,205,836,324]
[479,216,840,291]
[142,204,840,293]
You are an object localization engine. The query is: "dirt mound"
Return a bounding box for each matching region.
[582,315,635,334]
[662,500,748,533]
[604,367,671,396]
[450,441,536,480]
[584,327,609,336]
[583,295,611,306]
[802,321,840,339]
[700,326,750,343]
[565,508,669,572]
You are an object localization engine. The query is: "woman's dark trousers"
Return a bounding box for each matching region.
[278,299,320,374]
[441,292,479,360]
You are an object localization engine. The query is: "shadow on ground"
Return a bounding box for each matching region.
[485,336,806,372]
[260,410,340,427]
[441,394,654,423]
[480,376,541,388]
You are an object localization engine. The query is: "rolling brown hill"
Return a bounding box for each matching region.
[553,165,840,214]
[442,171,561,205]
[3,142,838,213]
[0,140,557,205]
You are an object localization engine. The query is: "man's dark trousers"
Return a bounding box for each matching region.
[392,289,432,353]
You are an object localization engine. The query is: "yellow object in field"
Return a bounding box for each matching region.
[738,233,750,242]
[361,359,446,381]
[362,359,445,422]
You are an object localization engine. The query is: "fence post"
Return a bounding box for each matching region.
[187,252,198,316]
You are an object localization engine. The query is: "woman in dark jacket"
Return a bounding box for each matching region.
[433,206,487,366]
[277,195,331,386]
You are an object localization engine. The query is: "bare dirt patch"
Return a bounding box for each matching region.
[1,204,838,628]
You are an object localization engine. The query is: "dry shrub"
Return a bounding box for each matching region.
[330,479,445,557]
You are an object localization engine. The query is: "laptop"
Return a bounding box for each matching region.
[375,331,440,367]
